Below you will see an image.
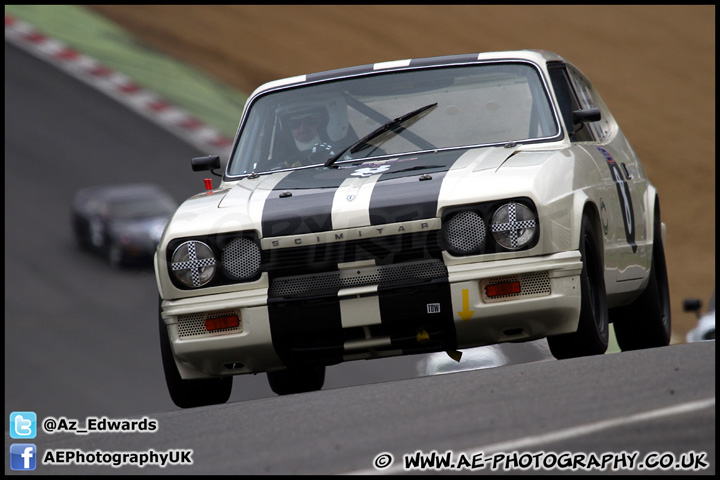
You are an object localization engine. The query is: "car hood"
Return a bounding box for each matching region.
[164,145,566,240]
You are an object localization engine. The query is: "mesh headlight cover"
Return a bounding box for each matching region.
[444,210,486,255]
[490,202,537,250]
[170,240,217,287]
[222,237,261,280]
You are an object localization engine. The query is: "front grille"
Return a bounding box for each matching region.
[177,309,242,338]
[262,231,441,275]
[269,259,448,299]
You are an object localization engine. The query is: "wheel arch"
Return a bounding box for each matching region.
[570,192,605,264]
[646,186,663,246]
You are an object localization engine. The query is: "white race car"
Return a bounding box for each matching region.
[154,50,671,407]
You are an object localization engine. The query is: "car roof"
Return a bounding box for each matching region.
[249,49,567,98]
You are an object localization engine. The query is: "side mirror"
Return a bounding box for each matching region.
[191,155,222,177]
[683,298,702,319]
[572,108,601,124]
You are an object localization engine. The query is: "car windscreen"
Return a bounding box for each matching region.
[227,62,560,177]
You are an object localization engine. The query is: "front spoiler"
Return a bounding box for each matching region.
[160,251,582,379]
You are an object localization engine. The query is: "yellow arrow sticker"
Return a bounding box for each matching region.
[416,328,430,342]
[457,288,474,321]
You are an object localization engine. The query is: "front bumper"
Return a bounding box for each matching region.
[160,251,582,379]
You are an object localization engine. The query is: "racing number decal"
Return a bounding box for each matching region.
[351,165,391,177]
[597,147,636,252]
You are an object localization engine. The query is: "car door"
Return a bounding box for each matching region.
[566,63,650,282]
[548,62,646,287]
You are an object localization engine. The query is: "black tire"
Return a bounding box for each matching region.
[158,301,232,408]
[267,365,325,395]
[611,202,671,350]
[548,213,609,359]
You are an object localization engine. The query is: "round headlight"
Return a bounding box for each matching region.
[170,240,216,287]
[444,210,486,255]
[490,202,537,250]
[222,237,261,280]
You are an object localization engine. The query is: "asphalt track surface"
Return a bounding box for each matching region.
[4,38,452,414]
[4,36,715,475]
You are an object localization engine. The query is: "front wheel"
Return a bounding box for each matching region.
[548,214,609,359]
[267,365,325,395]
[611,202,671,350]
[158,302,232,408]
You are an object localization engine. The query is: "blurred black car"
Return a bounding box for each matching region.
[72,184,178,267]
[684,289,715,342]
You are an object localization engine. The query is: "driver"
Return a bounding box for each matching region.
[273,94,352,169]
[288,110,323,151]
[280,108,337,168]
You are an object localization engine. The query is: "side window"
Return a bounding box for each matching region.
[566,65,608,141]
[547,62,594,142]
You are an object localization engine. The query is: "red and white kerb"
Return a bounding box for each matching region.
[5,14,234,157]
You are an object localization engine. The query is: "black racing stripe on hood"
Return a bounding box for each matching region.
[368,150,466,224]
[369,170,447,225]
[262,188,335,236]
[261,168,349,237]
[261,149,468,236]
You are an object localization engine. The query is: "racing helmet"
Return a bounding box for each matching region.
[276,92,349,142]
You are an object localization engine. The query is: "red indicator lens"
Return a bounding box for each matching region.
[486,281,521,297]
[205,315,239,331]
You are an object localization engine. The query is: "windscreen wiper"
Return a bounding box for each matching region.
[391,164,446,173]
[324,102,438,168]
